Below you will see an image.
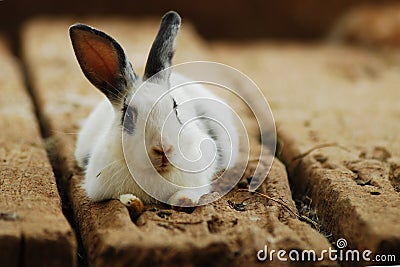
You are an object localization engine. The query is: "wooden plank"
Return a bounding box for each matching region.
[0,38,76,266]
[23,18,335,266]
[214,43,400,264]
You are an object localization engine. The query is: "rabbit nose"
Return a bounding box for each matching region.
[152,144,173,166]
[152,144,173,157]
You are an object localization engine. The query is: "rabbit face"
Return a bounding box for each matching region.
[122,80,218,187]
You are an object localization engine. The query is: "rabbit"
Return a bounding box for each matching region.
[70,11,239,208]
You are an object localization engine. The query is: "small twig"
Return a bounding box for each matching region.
[289,142,353,164]
[236,189,298,217]
[305,195,313,203]
[235,189,321,230]
[291,143,338,162]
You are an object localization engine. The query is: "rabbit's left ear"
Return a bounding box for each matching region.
[144,11,181,82]
[69,24,137,104]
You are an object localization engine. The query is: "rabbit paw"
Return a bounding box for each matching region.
[119,194,144,217]
[168,190,199,206]
[168,189,205,213]
[171,196,197,207]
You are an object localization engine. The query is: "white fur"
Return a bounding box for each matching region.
[75,72,239,205]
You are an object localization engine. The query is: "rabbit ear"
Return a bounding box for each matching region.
[144,11,181,82]
[69,24,137,104]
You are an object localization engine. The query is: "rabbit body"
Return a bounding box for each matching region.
[70,11,239,205]
[75,73,239,204]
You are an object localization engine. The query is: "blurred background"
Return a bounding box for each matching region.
[1,0,400,48]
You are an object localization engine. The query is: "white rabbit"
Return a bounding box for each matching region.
[70,11,239,207]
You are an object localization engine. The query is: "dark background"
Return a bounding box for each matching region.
[1,0,397,43]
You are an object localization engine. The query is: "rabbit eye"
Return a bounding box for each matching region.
[172,98,183,125]
[122,104,138,134]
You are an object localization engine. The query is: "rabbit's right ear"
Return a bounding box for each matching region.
[69,24,137,104]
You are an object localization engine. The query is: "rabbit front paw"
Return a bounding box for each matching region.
[168,189,204,213]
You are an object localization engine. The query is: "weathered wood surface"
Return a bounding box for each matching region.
[213,43,400,265]
[0,38,76,267]
[23,18,334,266]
